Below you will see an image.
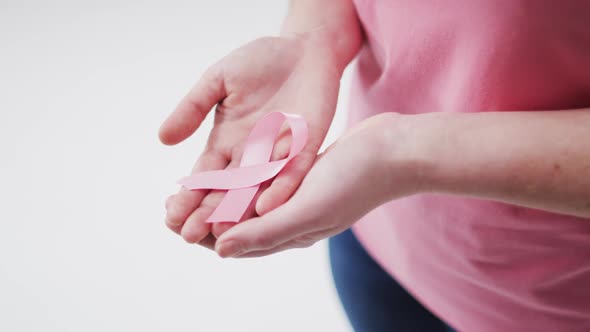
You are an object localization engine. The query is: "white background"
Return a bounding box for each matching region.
[0,1,353,331]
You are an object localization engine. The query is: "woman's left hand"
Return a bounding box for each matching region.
[214,113,423,258]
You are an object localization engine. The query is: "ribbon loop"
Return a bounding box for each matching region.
[178,112,308,223]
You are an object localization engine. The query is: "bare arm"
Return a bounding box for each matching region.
[161,0,363,246]
[397,109,590,218]
[213,109,590,258]
[281,0,362,72]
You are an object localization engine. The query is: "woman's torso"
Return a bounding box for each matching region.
[349,1,590,331]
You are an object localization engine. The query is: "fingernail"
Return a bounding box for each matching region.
[165,209,184,227]
[216,240,245,258]
[165,198,181,226]
[256,196,271,216]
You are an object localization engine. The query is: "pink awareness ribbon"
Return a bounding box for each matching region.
[177,112,308,223]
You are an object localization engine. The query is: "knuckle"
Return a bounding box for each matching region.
[273,176,298,196]
[201,193,224,209]
[250,233,275,249]
[288,159,309,176]
[292,150,315,169]
[274,155,314,190]
[291,234,316,249]
[202,63,221,80]
[180,221,208,244]
[230,144,245,162]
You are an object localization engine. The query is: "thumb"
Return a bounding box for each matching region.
[159,64,226,145]
[215,200,321,257]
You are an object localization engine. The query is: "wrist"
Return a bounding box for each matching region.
[394,112,473,196]
[347,113,425,200]
[281,1,362,73]
[375,112,448,197]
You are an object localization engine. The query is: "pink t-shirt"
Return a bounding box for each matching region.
[349,1,590,331]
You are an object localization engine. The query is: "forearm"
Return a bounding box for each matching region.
[282,0,362,72]
[398,110,590,218]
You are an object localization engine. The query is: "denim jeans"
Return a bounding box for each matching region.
[329,229,458,332]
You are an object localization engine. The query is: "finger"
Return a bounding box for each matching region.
[181,188,226,244]
[233,235,317,258]
[181,154,240,243]
[210,222,234,242]
[180,203,215,244]
[165,151,228,227]
[234,227,339,258]
[159,64,225,145]
[255,151,317,218]
[235,242,311,258]
[255,124,323,216]
[165,209,182,235]
[206,158,240,239]
[210,180,271,239]
[198,233,217,250]
[164,195,180,234]
[215,202,323,258]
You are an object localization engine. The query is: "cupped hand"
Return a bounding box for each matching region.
[160,36,342,247]
[213,113,424,258]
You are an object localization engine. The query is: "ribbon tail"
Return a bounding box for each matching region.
[177,112,309,223]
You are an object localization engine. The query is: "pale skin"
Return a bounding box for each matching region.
[160,0,590,258]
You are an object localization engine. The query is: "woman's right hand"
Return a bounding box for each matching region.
[159,35,343,247]
[160,0,362,249]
